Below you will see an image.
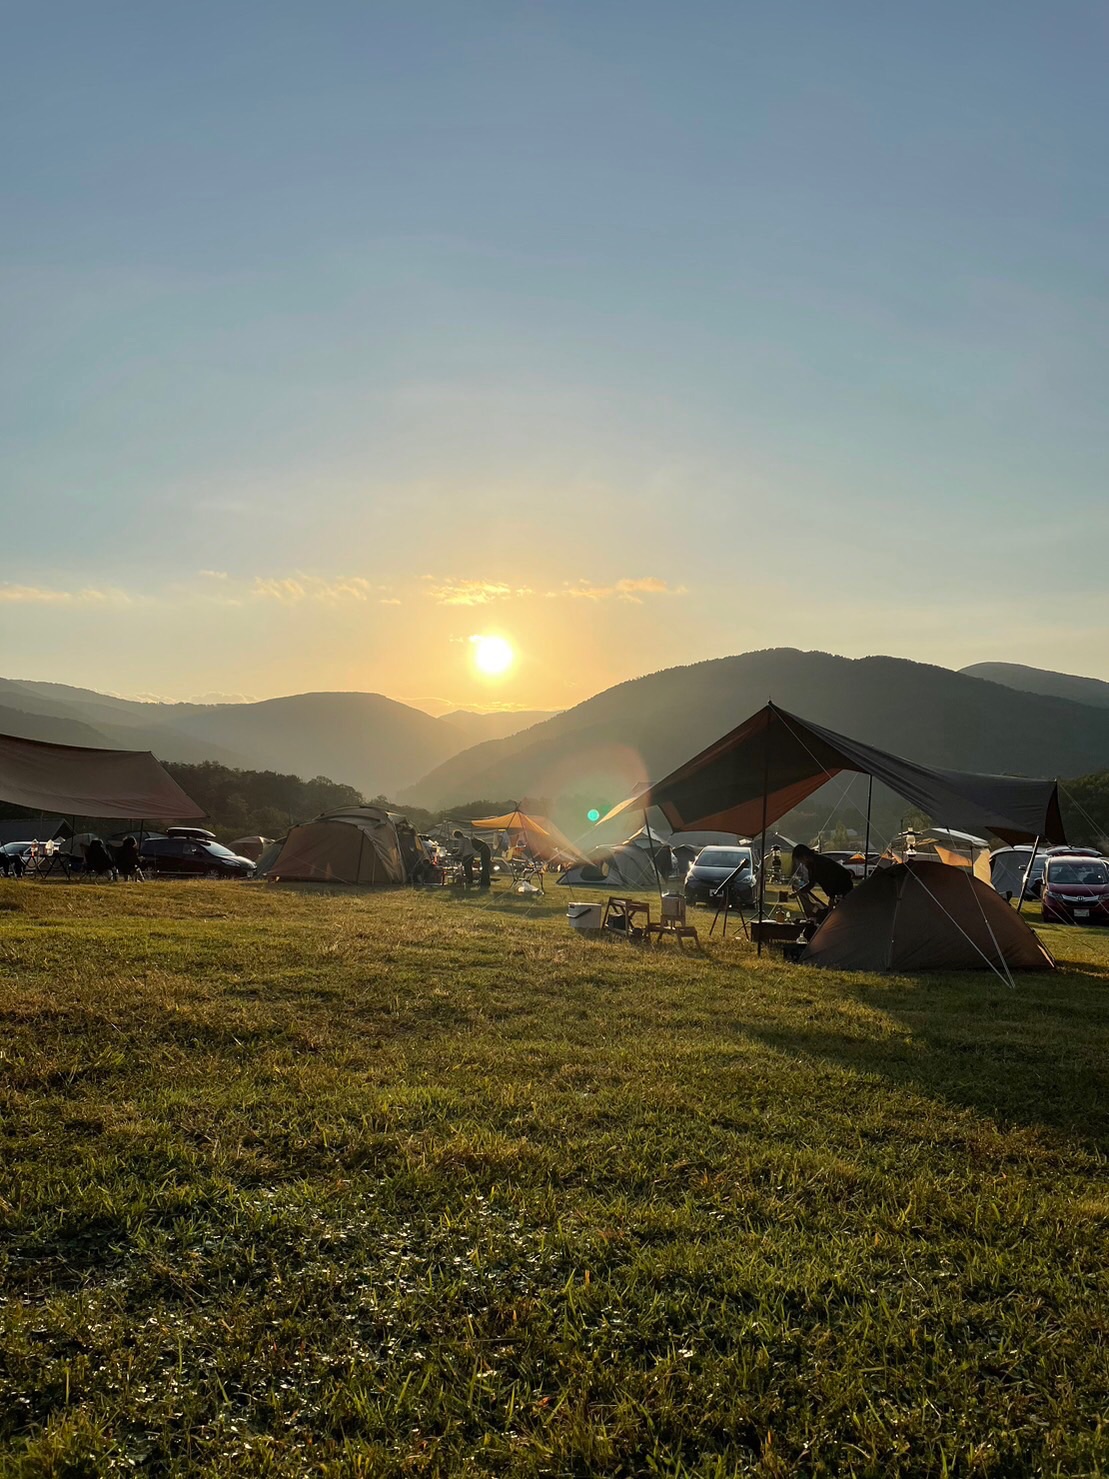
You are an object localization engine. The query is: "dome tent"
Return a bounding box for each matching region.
[799,858,1054,978]
[557,844,660,891]
[262,806,407,886]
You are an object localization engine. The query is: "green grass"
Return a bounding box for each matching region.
[0,880,1105,1477]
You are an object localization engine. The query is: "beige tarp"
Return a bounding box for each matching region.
[0,730,204,820]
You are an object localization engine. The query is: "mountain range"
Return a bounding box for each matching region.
[0,677,554,798]
[959,662,1109,710]
[403,649,1109,819]
[3,652,1109,822]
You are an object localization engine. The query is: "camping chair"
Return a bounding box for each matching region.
[646,893,700,949]
[602,896,652,940]
[508,857,545,893]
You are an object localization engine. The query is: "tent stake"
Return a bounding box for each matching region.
[1015,835,1040,913]
[756,707,772,957]
[863,775,874,880]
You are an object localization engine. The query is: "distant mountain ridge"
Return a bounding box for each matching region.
[0,679,550,797]
[403,649,1109,820]
[960,662,1109,710]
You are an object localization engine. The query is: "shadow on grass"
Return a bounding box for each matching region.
[746,958,1108,1148]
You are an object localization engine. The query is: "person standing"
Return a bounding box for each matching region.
[453,830,476,887]
[473,835,492,889]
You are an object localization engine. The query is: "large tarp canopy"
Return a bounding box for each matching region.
[601,704,1065,846]
[0,730,204,821]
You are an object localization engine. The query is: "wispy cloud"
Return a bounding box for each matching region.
[427,578,533,606]
[198,569,229,580]
[558,577,686,603]
[0,584,135,607]
[249,574,375,604]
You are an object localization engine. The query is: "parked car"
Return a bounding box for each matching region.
[1039,855,1109,926]
[684,846,755,906]
[140,837,255,878]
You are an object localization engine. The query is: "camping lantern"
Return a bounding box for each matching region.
[905,828,916,854]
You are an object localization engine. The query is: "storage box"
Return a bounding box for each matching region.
[567,902,603,931]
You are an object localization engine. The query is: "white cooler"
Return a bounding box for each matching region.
[567,901,603,931]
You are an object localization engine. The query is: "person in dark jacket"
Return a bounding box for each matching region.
[790,843,854,919]
[472,835,492,889]
[116,835,142,881]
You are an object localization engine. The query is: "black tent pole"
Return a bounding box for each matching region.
[1015,836,1039,914]
[642,808,666,906]
[756,705,772,957]
[863,775,874,879]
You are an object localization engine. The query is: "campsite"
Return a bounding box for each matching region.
[0,691,1107,1474]
[7,5,1109,1473]
[1,876,1106,1477]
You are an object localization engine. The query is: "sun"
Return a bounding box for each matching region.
[470,634,515,676]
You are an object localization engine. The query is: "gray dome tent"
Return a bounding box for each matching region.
[800,859,1054,977]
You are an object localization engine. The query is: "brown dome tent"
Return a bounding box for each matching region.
[800,859,1054,977]
[262,806,407,885]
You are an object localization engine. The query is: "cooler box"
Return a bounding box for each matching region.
[567,902,603,931]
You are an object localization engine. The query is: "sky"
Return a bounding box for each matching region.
[3,1,1107,714]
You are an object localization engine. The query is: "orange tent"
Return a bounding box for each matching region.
[468,808,587,863]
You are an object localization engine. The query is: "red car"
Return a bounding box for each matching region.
[1040,855,1109,926]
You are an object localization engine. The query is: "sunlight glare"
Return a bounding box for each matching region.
[470,634,515,677]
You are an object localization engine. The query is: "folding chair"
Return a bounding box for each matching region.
[646,892,700,949]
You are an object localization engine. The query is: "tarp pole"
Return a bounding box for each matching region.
[642,809,666,905]
[863,775,874,880]
[756,706,772,957]
[1015,835,1040,913]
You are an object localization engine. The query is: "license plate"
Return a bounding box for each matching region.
[1074,909,1089,918]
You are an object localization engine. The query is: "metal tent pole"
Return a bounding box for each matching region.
[756,705,772,957]
[862,775,874,879]
[1015,836,1039,913]
[642,809,666,905]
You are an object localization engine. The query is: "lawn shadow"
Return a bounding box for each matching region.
[744,955,1109,1148]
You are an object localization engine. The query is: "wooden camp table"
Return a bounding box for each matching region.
[750,918,806,948]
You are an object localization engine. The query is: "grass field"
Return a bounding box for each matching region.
[0,879,1105,1477]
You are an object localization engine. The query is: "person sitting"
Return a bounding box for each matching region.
[790,843,854,920]
[116,835,142,881]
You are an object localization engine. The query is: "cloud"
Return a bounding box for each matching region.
[0,584,134,607]
[379,597,402,606]
[198,569,229,580]
[249,574,374,605]
[557,577,686,603]
[427,579,533,606]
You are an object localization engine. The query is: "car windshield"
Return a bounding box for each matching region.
[1047,860,1109,885]
[203,843,241,859]
[696,849,749,868]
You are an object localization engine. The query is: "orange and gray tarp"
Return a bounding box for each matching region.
[0,730,204,820]
[468,809,588,863]
[601,703,1066,847]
